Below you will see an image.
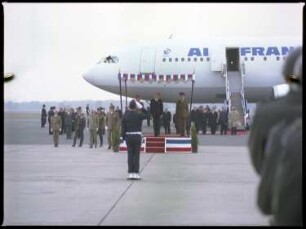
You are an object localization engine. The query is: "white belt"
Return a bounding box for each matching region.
[126,132,142,135]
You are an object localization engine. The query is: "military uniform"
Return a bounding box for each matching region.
[97,109,106,147]
[51,114,62,147]
[87,111,99,148]
[106,108,120,149]
[175,94,189,136]
[72,112,86,147]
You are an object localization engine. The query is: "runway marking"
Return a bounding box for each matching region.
[97,153,155,225]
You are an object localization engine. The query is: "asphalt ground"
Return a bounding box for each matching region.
[3,112,269,226]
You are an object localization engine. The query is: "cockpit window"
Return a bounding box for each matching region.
[101,55,119,63]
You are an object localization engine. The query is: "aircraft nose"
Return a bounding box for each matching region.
[82,65,96,84]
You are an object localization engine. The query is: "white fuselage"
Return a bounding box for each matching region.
[83,37,302,103]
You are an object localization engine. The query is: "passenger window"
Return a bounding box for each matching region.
[181,57,185,62]
[263,57,267,61]
[244,57,248,61]
[276,56,280,61]
[206,57,210,62]
[162,58,166,62]
[251,57,254,61]
[188,58,191,62]
[169,58,172,62]
[175,58,178,62]
[194,58,197,62]
[200,57,203,62]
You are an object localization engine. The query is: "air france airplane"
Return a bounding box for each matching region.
[83,37,301,109]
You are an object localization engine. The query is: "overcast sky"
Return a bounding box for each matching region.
[4,3,304,102]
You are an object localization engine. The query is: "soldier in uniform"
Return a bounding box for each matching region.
[51,110,62,147]
[121,99,149,180]
[106,105,120,149]
[97,107,106,147]
[150,93,163,137]
[87,109,99,148]
[72,107,86,147]
[41,104,47,127]
[175,92,189,136]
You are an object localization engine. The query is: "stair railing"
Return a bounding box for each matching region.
[223,63,231,110]
[239,62,247,127]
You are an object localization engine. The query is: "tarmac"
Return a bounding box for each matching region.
[2,112,270,226]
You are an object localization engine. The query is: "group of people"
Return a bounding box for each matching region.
[189,105,241,135]
[248,47,302,226]
[42,104,123,149]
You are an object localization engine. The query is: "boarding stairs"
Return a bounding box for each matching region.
[227,71,246,130]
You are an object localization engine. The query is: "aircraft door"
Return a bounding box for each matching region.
[226,48,240,71]
[140,48,156,74]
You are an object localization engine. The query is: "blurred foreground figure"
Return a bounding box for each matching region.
[248,47,302,175]
[250,47,302,225]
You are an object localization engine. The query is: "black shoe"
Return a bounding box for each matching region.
[72,144,75,147]
[107,146,111,149]
[90,146,93,148]
[79,145,82,147]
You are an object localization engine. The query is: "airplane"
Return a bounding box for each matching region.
[82,37,302,125]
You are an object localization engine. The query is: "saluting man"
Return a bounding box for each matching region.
[51,110,62,147]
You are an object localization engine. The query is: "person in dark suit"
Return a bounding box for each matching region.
[150,93,163,137]
[272,118,302,226]
[47,106,55,134]
[248,47,302,175]
[41,104,47,127]
[255,48,302,225]
[72,107,86,147]
[218,107,228,135]
[162,108,171,134]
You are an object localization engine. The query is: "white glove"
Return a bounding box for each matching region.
[135,101,143,109]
